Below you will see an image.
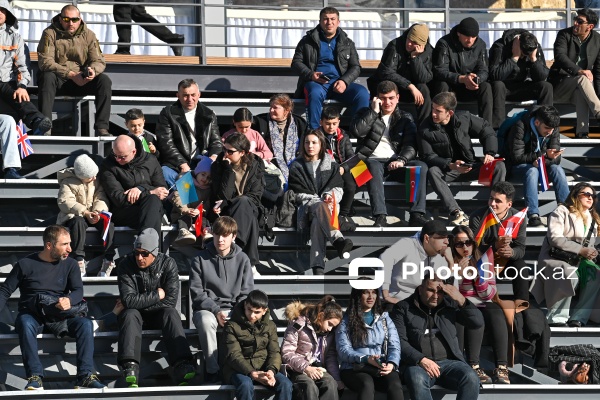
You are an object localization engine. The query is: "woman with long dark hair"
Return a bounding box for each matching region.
[288,129,353,275]
[281,295,344,400]
[335,288,403,400]
[532,182,600,327]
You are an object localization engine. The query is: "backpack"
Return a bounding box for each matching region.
[496,110,529,157]
[258,189,296,241]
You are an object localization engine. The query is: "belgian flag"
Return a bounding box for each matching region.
[342,155,372,187]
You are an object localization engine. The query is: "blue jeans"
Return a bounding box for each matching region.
[304,80,369,129]
[511,163,569,216]
[162,165,179,189]
[230,372,293,400]
[0,114,20,170]
[16,313,95,378]
[403,359,480,400]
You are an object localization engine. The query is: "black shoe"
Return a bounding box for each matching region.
[567,320,583,328]
[575,132,590,139]
[373,214,387,227]
[312,267,325,275]
[338,215,357,232]
[204,371,221,384]
[4,167,24,179]
[31,116,52,136]
[528,214,543,227]
[548,322,568,327]
[409,212,429,227]
[173,361,196,385]
[95,128,113,137]
[123,361,140,388]
[168,34,185,56]
[114,49,131,55]
[333,237,353,259]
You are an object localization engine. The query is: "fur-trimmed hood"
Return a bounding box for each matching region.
[285,300,306,321]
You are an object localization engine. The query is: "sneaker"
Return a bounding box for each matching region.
[98,259,116,277]
[409,212,429,227]
[333,237,353,259]
[575,132,590,139]
[78,259,87,277]
[338,215,357,232]
[312,266,325,275]
[114,49,131,55]
[174,228,197,246]
[449,209,469,226]
[173,361,196,385]
[123,361,140,388]
[167,34,185,56]
[373,214,387,227]
[24,375,43,390]
[252,265,261,278]
[493,365,510,384]
[528,214,543,227]
[75,374,106,389]
[472,365,492,384]
[31,116,52,136]
[4,167,25,179]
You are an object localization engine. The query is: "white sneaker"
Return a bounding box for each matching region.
[98,259,116,277]
[174,228,197,246]
[252,266,261,278]
[449,210,469,226]
[78,260,87,277]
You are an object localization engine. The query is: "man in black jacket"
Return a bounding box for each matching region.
[489,30,553,129]
[351,80,429,227]
[291,6,369,129]
[390,276,482,400]
[155,78,222,187]
[99,134,168,235]
[432,17,493,126]
[549,8,600,138]
[419,92,506,227]
[368,23,434,126]
[117,228,196,387]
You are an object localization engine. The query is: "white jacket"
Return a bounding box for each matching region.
[0,0,30,86]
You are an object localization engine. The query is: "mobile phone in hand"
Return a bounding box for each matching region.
[322,74,331,82]
[474,76,480,85]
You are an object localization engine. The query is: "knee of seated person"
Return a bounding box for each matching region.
[491,81,506,91]
[120,308,142,321]
[161,307,181,320]
[276,374,293,390]
[462,366,481,386]
[405,365,429,385]
[194,310,218,329]
[16,314,39,331]
[95,73,112,86]
[235,375,255,391]
[427,165,443,177]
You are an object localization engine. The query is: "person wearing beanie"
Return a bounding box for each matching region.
[432,17,494,127]
[57,154,116,277]
[117,228,197,387]
[368,23,434,126]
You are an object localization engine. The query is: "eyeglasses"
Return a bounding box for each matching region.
[112,151,133,160]
[575,17,589,25]
[61,16,81,23]
[224,148,239,155]
[454,240,475,248]
[134,250,153,258]
[579,192,597,199]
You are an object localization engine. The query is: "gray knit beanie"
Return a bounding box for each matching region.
[73,154,99,179]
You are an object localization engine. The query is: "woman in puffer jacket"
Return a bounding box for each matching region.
[281,295,343,400]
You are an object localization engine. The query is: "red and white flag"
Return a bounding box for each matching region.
[499,207,528,238]
[99,211,112,246]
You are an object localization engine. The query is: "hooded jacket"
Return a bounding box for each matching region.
[488,28,549,83]
[0,0,29,86]
[156,101,222,170]
[351,106,418,162]
[506,107,561,167]
[56,167,109,225]
[280,301,341,380]
[99,134,167,209]
[37,14,106,79]
[322,127,354,173]
[189,241,253,314]
[223,299,281,383]
[117,252,180,312]
[433,25,489,85]
[291,26,361,98]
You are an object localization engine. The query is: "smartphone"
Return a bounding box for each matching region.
[223,309,232,320]
[81,67,90,78]
[213,200,223,210]
[322,74,331,82]
[461,163,474,168]
[474,76,480,85]
[375,358,384,368]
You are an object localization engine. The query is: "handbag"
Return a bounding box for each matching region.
[549,220,596,266]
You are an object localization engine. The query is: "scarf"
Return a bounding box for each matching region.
[269,116,299,181]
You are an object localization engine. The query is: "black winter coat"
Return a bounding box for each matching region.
[99,134,167,208]
[418,111,497,170]
[489,29,549,83]
[506,107,561,167]
[433,25,489,85]
[292,26,362,98]
[210,153,265,212]
[549,27,600,95]
[351,106,418,162]
[371,24,434,89]
[288,156,343,198]
[469,206,527,261]
[390,291,483,370]
[323,127,355,173]
[118,253,180,312]
[155,101,222,170]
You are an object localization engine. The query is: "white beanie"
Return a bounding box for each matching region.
[74,154,99,179]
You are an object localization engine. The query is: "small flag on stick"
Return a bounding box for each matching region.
[175,171,198,205]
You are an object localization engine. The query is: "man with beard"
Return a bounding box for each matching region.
[0,225,104,390]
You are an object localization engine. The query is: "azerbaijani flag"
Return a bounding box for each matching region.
[343,155,372,187]
[478,158,504,187]
[175,171,198,205]
[499,207,528,238]
[330,198,339,230]
[194,203,204,237]
[16,120,34,158]
[475,207,501,246]
[98,210,112,246]
[537,156,549,192]
[404,166,420,203]
[476,247,495,284]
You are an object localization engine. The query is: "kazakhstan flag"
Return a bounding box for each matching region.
[175,171,198,205]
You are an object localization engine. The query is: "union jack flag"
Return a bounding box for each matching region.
[16,120,34,158]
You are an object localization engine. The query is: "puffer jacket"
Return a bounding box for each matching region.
[488,28,549,83]
[0,0,29,86]
[210,153,265,213]
[155,101,222,171]
[335,311,401,371]
[37,14,106,79]
[280,301,341,380]
[323,127,354,173]
[56,167,109,225]
[506,107,561,167]
[223,300,281,384]
[291,26,361,98]
[433,25,489,85]
[117,252,180,312]
[351,106,418,162]
[418,111,497,169]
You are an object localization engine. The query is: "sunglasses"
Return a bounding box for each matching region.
[575,17,589,25]
[579,192,597,199]
[224,148,240,155]
[61,16,81,23]
[454,240,475,248]
[134,250,153,257]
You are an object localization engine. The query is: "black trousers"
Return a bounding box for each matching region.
[432,80,493,126]
[63,215,115,261]
[118,308,192,366]
[491,81,553,129]
[339,169,357,217]
[111,194,164,238]
[225,196,260,266]
[398,83,432,127]
[0,81,44,127]
[499,258,530,301]
[340,369,404,400]
[37,71,112,130]
[113,0,178,52]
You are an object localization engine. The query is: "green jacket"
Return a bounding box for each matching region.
[223,300,281,383]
